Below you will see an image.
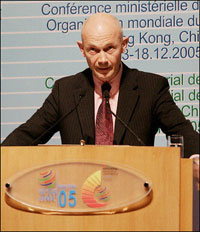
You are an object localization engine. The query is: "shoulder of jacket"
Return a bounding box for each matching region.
[135,69,166,81]
[125,67,169,92]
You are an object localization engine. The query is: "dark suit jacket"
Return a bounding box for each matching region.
[2,63,199,158]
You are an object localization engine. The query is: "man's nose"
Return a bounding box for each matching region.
[98,51,108,65]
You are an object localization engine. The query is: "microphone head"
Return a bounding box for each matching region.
[102,82,111,99]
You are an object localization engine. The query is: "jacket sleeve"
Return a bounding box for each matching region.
[152,77,199,158]
[1,81,60,146]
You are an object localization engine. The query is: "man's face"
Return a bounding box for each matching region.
[78,28,128,82]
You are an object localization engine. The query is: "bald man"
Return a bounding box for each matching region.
[2,13,199,160]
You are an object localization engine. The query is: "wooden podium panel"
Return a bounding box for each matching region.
[1,145,192,231]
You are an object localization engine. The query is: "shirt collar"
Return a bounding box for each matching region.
[93,63,122,98]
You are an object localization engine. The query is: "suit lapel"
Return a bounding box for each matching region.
[114,65,139,144]
[73,70,95,144]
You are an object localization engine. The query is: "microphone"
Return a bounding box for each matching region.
[102,83,145,146]
[109,109,145,146]
[31,90,85,145]
[102,82,111,101]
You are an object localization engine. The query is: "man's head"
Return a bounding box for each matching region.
[77,13,128,82]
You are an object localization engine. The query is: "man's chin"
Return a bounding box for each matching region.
[95,72,113,82]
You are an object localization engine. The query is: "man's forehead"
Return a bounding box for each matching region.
[83,24,119,36]
[83,33,120,47]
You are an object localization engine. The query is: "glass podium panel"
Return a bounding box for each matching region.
[5,160,152,215]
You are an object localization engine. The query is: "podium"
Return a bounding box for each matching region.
[1,145,193,231]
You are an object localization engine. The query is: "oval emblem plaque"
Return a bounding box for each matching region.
[5,160,152,215]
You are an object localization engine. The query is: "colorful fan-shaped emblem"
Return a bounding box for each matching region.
[81,170,110,208]
[39,170,56,188]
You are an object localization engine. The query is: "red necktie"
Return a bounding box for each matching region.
[95,82,113,145]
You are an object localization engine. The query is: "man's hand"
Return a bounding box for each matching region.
[193,157,199,191]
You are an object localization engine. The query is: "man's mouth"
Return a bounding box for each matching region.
[97,67,110,72]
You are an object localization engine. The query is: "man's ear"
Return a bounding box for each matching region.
[121,36,129,53]
[77,41,85,57]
